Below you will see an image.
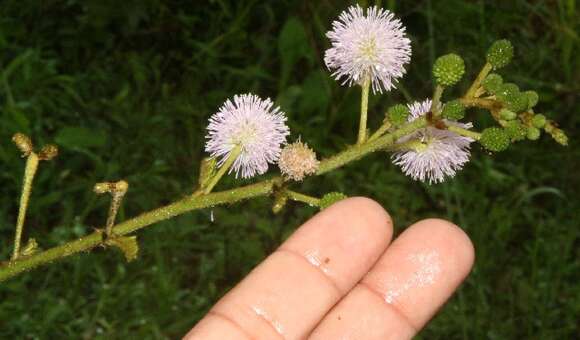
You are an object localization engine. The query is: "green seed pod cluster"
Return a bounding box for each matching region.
[525,91,539,109]
[387,104,410,126]
[532,114,546,128]
[433,53,465,86]
[526,127,541,141]
[504,121,527,141]
[487,39,514,69]
[499,108,517,121]
[441,100,466,120]
[480,127,510,152]
[319,192,348,210]
[482,73,503,94]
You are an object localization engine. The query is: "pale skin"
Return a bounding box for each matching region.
[184,197,475,339]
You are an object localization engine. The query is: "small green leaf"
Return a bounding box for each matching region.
[21,238,41,257]
[107,235,139,262]
[198,157,217,189]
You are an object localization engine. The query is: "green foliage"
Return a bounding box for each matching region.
[0,1,578,339]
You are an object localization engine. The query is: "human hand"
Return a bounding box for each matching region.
[184,197,474,339]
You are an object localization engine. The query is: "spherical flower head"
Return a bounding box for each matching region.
[205,93,290,179]
[482,73,503,94]
[278,140,319,181]
[319,192,348,210]
[392,99,475,184]
[433,53,465,86]
[387,104,410,126]
[441,100,466,120]
[324,5,411,93]
[487,39,513,69]
[480,127,510,152]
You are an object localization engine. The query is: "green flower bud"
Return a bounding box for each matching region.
[508,92,529,113]
[433,53,465,86]
[499,108,517,121]
[482,73,503,94]
[553,130,568,146]
[319,192,348,210]
[387,104,410,126]
[526,127,541,140]
[504,120,527,141]
[546,127,568,146]
[480,127,510,152]
[487,39,514,69]
[497,83,527,112]
[532,114,546,128]
[441,100,466,120]
[525,91,539,109]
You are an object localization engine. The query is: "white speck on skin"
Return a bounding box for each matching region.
[304,249,330,274]
[385,250,441,304]
[251,306,285,335]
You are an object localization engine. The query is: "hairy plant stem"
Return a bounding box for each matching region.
[431,84,444,116]
[286,190,320,206]
[465,62,492,99]
[447,125,482,140]
[317,117,428,175]
[0,118,428,282]
[368,121,392,142]
[106,190,126,237]
[12,153,39,260]
[357,77,371,145]
[203,145,241,194]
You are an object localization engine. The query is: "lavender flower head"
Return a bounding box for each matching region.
[205,94,290,179]
[324,5,412,93]
[392,99,474,184]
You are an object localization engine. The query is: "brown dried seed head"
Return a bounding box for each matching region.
[38,144,59,161]
[278,141,319,181]
[114,180,129,195]
[12,133,33,156]
[94,182,112,194]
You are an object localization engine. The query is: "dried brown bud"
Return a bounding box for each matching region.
[278,141,319,181]
[114,180,129,195]
[94,180,129,195]
[38,144,59,161]
[12,133,33,157]
[94,182,112,194]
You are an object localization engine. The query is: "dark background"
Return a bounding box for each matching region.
[0,0,578,338]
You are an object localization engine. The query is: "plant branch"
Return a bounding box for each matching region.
[286,190,320,206]
[0,179,280,282]
[0,118,429,282]
[464,62,492,99]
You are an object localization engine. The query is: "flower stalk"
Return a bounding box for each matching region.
[357,76,371,144]
[203,145,242,194]
[12,152,39,260]
[286,190,320,207]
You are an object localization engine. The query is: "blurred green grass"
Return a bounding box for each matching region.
[0,0,578,338]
